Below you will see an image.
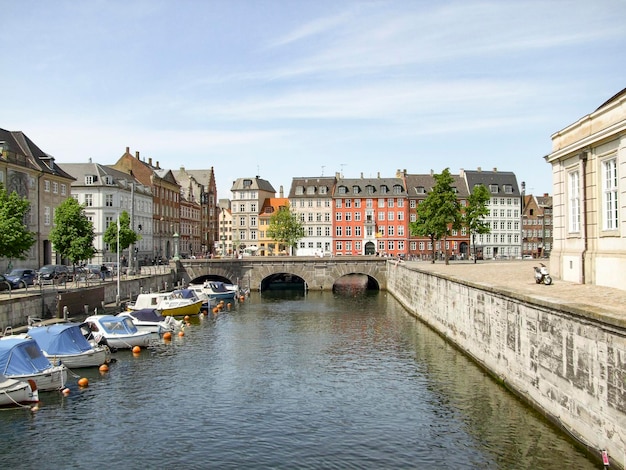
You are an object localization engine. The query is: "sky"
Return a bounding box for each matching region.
[3,0,626,199]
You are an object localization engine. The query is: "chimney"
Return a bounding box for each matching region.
[156,161,160,169]
[477,167,482,172]
[280,185,284,197]
[126,146,130,154]
[335,172,341,179]
[459,168,464,177]
[148,157,153,166]
[377,172,380,178]
[360,172,364,178]
[493,167,497,172]
[430,169,434,176]
[135,151,140,159]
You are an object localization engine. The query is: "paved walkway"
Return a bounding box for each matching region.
[402,259,625,327]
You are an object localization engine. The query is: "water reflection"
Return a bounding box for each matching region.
[0,291,597,469]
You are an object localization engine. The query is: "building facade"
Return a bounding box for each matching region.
[230,176,276,256]
[0,129,75,269]
[522,193,553,259]
[61,161,153,265]
[289,176,336,256]
[463,168,522,260]
[545,88,626,289]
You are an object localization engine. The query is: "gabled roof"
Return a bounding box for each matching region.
[260,197,289,216]
[403,173,469,197]
[0,128,75,180]
[59,161,151,196]
[333,177,406,198]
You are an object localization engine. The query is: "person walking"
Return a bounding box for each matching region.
[100,264,107,281]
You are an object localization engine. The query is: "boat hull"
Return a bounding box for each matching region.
[0,376,39,408]
[7,364,68,392]
[46,346,111,369]
[158,300,203,317]
[103,332,159,349]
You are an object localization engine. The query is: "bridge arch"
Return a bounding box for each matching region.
[176,257,388,292]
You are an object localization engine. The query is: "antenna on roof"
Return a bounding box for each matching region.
[340,163,346,177]
[321,165,325,176]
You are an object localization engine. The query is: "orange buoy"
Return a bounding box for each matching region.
[163,331,172,340]
[78,377,89,388]
[227,302,232,309]
[99,364,109,373]
[62,388,71,396]
[212,307,219,314]
[239,295,245,302]
[132,346,141,354]
[178,330,185,337]
[184,315,190,322]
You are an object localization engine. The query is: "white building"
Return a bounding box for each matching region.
[545,88,626,289]
[61,161,153,264]
[289,176,336,256]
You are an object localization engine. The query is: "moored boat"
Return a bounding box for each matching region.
[83,315,159,350]
[197,281,237,302]
[0,374,39,408]
[27,322,111,368]
[128,289,203,317]
[0,336,68,391]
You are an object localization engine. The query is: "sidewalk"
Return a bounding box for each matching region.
[403,259,626,327]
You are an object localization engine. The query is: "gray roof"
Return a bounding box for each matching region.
[59,161,151,195]
[0,128,75,180]
[403,173,469,198]
[231,176,276,193]
[288,176,336,198]
[463,170,521,197]
[333,177,407,198]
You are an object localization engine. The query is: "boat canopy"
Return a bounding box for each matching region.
[128,308,167,323]
[94,316,139,334]
[28,323,93,355]
[171,289,199,300]
[0,337,53,375]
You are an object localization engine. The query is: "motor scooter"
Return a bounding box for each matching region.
[534,263,552,285]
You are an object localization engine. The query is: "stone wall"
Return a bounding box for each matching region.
[387,262,625,469]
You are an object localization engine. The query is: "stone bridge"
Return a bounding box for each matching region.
[175,256,389,292]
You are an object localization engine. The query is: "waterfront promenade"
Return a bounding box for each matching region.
[405,259,625,327]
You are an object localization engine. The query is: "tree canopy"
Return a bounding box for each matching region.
[49,197,96,265]
[409,168,462,264]
[0,183,36,261]
[103,210,140,253]
[463,183,491,263]
[266,203,304,256]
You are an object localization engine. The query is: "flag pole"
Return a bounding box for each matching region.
[116,213,121,306]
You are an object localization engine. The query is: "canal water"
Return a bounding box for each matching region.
[0,291,597,469]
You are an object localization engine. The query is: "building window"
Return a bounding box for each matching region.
[105,194,114,207]
[52,182,58,194]
[61,184,67,196]
[85,194,93,207]
[44,180,51,192]
[568,170,580,233]
[602,158,618,230]
[44,206,51,225]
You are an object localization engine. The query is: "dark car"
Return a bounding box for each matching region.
[5,268,37,288]
[0,274,10,291]
[37,264,71,284]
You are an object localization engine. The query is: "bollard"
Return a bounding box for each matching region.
[63,306,69,320]
[84,305,89,316]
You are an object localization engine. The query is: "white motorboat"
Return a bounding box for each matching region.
[27,322,111,369]
[0,374,39,408]
[82,315,159,350]
[0,335,68,392]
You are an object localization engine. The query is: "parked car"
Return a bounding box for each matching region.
[0,274,11,291]
[5,268,37,288]
[36,264,71,284]
[105,262,127,275]
[85,264,111,278]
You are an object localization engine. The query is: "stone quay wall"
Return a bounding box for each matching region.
[387,262,625,469]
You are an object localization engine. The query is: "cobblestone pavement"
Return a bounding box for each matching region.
[402,259,625,326]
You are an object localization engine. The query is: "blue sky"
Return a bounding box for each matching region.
[3,0,625,198]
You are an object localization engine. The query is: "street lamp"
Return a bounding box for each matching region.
[173,231,180,261]
[221,208,226,256]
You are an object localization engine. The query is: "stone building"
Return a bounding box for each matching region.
[545,87,626,289]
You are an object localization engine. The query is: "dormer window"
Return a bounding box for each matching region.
[380,185,388,194]
[338,186,347,195]
[295,186,304,195]
[393,185,403,194]
[243,179,252,188]
[352,185,360,195]
[489,184,499,193]
[103,175,113,185]
[85,175,97,184]
[306,186,315,195]
[319,186,327,195]
[366,185,375,195]
[416,186,426,194]
[503,184,513,194]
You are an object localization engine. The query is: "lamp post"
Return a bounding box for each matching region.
[221,208,226,256]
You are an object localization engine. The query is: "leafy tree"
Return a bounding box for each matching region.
[0,183,36,261]
[464,183,491,263]
[49,197,96,266]
[409,168,461,264]
[103,210,140,254]
[266,203,304,256]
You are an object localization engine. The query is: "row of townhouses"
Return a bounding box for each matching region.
[1,128,552,272]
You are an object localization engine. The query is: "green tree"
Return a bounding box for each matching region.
[409,168,461,264]
[0,183,36,261]
[103,210,139,254]
[464,183,491,263]
[266,203,304,256]
[49,197,96,266]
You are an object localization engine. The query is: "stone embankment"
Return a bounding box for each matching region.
[388,259,625,470]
